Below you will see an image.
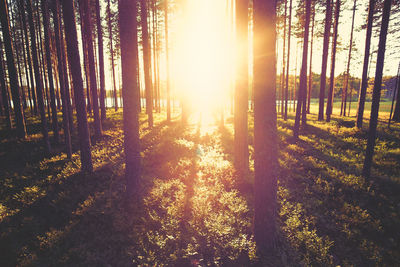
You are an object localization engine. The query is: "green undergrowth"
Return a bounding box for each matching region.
[0,107,399,266]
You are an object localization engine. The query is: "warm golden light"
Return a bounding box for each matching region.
[172,0,234,120]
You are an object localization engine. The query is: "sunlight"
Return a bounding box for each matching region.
[172,0,234,121]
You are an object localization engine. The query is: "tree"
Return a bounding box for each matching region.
[284,0,293,120]
[362,0,392,178]
[341,0,357,117]
[0,42,12,129]
[280,0,287,116]
[326,0,341,122]
[119,0,141,199]
[106,0,118,111]
[253,0,278,254]
[0,0,26,139]
[27,0,51,152]
[293,0,311,138]
[41,0,59,144]
[306,1,315,114]
[234,0,249,177]
[318,0,332,121]
[96,0,106,122]
[392,66,400,121]
[51,0,72,158]
[165,0,171,122]
[80,0,102,139]
[356,0,375,127]
[140,0,154,128]
[61,0,93,172]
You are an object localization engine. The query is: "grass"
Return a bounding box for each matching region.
[0,103,399,266]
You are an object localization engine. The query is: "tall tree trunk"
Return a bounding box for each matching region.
[165,0,171,122]
[284,0,292,120]
[326,0,341,122]
[362,0,391,178]
[0,0,26,138]
[119,0,141,199]
[0,44,12,129]
[318,0,332,121]
[19,0,37,115]
[41,0,59,144]
[106,0,118,111]
[280,0,287,116]
[61,0,93,172]
[27,0,51,150]
[51,0,72,158]
[356,0,375,127]
[392,68,400,122]
[307,4,315,114]
[342,0,356,117]
[234,0,249,177]
[95,0,106,122]
[253,0,278,254]
[294,0,311,138]
[140,0,154,127]
[80,0,102,138]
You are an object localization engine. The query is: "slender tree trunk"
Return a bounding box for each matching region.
[318,0,332,121]
[392,67,400,122]
[0,44,12,129]
[140,0,154,127]
[19,0,37,115]
[234,0,249,176]
[106,0,118,111]
[41,0,59,144]
[253,0,278,254]
[119,0,141,199]
[342,0,356,117]
[280,0,287,116]
[52,0,71,158]
[307,5,315,114]
[0,0,27,138]
[356,0,375,127]
[326,0,341,122]
[362,0,391,178]
[284,0,292,120]
[61,0,93,172]
[165,0,171,122]
[294,0,311,138]
[80,0,102,138]
[390,64,400,124]
[95,0,106,122]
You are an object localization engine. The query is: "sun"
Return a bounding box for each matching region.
[171,0,235,122]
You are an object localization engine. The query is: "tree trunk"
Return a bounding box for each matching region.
[392,66,400,121]
[165,0,171,122]
[253,0,278,254]
[362,0,391,178]
[80,0,102,138]
[0,0,27,138]
[294,0,311,138]
[41,0,59,144]
[119,0,141,199]
[307,5,315,114]
[140,0,154,127]
[0,43,12,129]
[95,0,106,122]
[342,0,356,117]
[280,0,287,116]
[326,0,341,122]
[51,0,72,158]
[284,0,292,120]
[356,0,375,127]
[318,0,332,121]
[61,0,93,172]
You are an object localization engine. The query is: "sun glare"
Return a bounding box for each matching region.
[172,0,234,122]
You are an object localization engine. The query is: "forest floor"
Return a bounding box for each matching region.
[0,106,399,266]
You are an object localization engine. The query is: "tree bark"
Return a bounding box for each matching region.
[284,0,293,120]
[253,0,278,254]
[356,0,375,127]
[165,0,171,122]
[307,4,315,114]
[95,0,106,122]
[61,0,93,172]
[362,0,391,178]
[294,0,311,138]
[119,0,141,199]
[318,0,332,121]
[326,0,341,122]
[140,0,154,127]
[0,43,12,129]
[80,0,102,138]
[0,0,26,138]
